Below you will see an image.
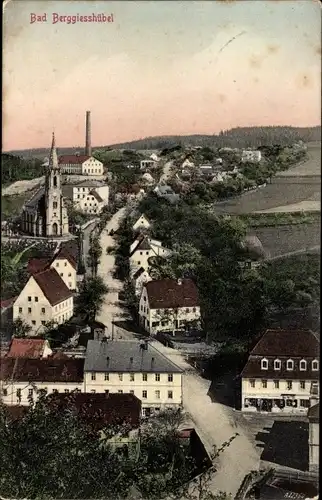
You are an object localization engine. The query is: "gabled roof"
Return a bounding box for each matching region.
[241,357,319,380]
[144,279,199,309]
[58,155,90,165]
[130,236,152,256]
[7,339,47,359]
[32,268,73,306]
[27,258,50,274]
[84,340,183,374]
[24,188,45,208]
[51,246,77,269]
[0,357,84,382]
[250,329,319,358]
[60,240,79,264]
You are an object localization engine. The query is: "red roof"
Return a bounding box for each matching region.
[145,279,199,309]
[7,339,47,359]
[0,357,84,382]
[250,329,319,358]
[1,296,17,309]
[51,247,77,269]
[27,258,49,274]
[58,155,90,165]
[32,268,73,306]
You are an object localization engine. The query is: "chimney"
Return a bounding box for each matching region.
[85,110,92,157]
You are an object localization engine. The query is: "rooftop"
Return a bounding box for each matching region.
[7,339,48,359]
[250,329,320,357]
[84,340,183,374]
[59,155,90,165]
[27,258,49,274]
[144,278,199,309]
[32,268,73,306]
[0,357,84,382]
[307,403,319,421]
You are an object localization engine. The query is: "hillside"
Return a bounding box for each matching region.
[4,126,321,159]
[2,153,45,183]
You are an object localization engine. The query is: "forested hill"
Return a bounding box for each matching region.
[2,153,45,184]
[5,125,321,159]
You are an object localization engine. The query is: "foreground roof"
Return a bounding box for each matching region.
[250,329,319,358]
[144,278,199,309]
[7,339,47,359]
[32,268,73,306]
[84,340,183,374]
[0,358,84,382]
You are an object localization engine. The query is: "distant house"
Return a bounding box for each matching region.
[308,402,319,473]
[140,159,156,170]
[129,235,171,273]
[240,328,320,414]
[150,153,159,162]
[131,267,152,297]
[13,268,74,334]
[58,155,104,175]
[139,278,201,335]
[181,159,194,169]
[132,214,151,232]
[73,184,110,214]
[6,338,52,359]
[241,150,262,163]
[141,172,154,185]
[115,185,145,202]
[154,184,180,204]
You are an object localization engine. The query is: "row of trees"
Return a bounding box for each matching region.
[2,153,45,184]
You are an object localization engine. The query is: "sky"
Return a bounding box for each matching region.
[3,0,321,150]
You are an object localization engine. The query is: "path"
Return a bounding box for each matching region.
[150,341,260,498]
[160,161,173,183]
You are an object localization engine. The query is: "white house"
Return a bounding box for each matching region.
[139,278,201,335]
[181,159,194,169]
[150,153,159,162]
[140,159,156,170]
[27,246,77,292]
[58,155,104,175]
[13,268,74,334]
[132,214,151,232]
[129,236,171,273]
[84,340,183,417]
[71,180,104,203]
[0,358,84,406]
[131,267,152,297]
[75,186,109,215]
[241,329,320,414]
[241,150,262,163]
[154,184,180,204]
[141,172,155,185]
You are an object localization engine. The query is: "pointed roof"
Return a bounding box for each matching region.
[48,132,59,170]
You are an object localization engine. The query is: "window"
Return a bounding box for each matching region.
[168,390,173,399]
[249,379,255,388]
[142,373,148,381]
[28,308,31,314]
[155,390,160,399]
[53,389,58,394]
[193,307,196,312]
[286,359,294,371]
[64,262,67,267]
[312,360,319,371]
[53,201,58,209]
[142,390,147,399]
[140,251,143,255]
[155,373,160,382]
[186,308,190,313]
[32,320,36,326]
[300,381,306,390]
[261,358,268,370]
[91,373,96,381]
[2,388,8,396]
[104,373,109,381]
[16,389,22,398]
[68,273,72,277]
[35,296,38,302]
[130,373,135,381]
[118,373,123,381]
[41,307,45,314]
[19,307,22,313]
[274,359,281,370]
[137,261,141,265]
[60,273,63,277]
[41,320,45,325]
[130,390,134,394]
[28,296,31,301]
[28,389,33,397]
[262,380,267,389]
[300,399,310,408]
[299,360,307,371]
[56,262,59,267]
[168,374,173,382]
[118,390,123,394]
[286,381,292,390]
[274,380,279,389]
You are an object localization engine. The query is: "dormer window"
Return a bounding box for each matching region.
[274,359,281,371]
[261,358,268,370]
[312,360,319,371]
[299,360,307,371]
[286,359,294,371]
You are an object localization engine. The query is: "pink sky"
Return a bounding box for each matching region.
[3,0,321,151]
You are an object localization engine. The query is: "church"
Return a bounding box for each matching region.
[21,134,69,237]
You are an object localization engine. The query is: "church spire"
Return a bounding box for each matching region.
[48,132,59,170]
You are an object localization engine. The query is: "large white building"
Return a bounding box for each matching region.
[139,278,201,335]
[71,181,109,214]
[58,155,104,176]
[129,235,171,273]
[241,329,320,414]
[241,150,262,163]
[13,268,74,334]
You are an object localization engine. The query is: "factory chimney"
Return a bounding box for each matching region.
[85,111,92,156]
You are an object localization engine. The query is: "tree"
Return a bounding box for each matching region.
[10,318,32,338]
[87,234,102,276]
[76,276,109,322]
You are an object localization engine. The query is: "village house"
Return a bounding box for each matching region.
[141,172,155,185]
[84,339,183,417]
[115,185,145,202]
[6,338,53,359]
[58,154,104,175]
[70,179,103,202]
[131,267,152,297]
[240,329,320,414]
[154,184,180,204]
[129,235,171,273]
[74,185,109,214]
[138,278,201,336]
[132,214,152,232]
[27,245,78,291]
[150,153,159,162]
[140,159,156,170]
[13,268,74,334]
[241,150,262,163]
[0,358,84,406]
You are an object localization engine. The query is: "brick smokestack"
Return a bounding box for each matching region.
[85,111,92,156]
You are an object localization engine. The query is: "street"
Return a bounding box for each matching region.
[159,160,173,183]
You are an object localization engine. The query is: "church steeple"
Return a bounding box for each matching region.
[48,132,59,170]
